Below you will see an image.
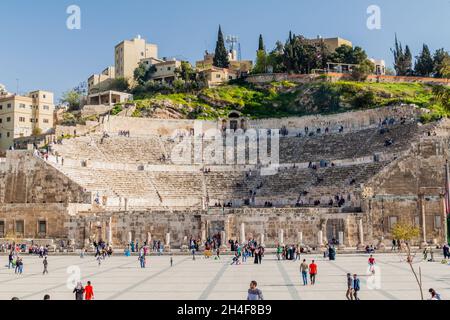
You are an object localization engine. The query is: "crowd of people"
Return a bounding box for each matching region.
[3,234,448,301]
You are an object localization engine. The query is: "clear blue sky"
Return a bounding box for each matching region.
[1,0,449,100]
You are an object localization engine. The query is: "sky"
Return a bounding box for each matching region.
[0,0,449,100]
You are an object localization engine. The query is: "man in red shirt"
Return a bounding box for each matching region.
[309,260,317,285]
[84,281,94,300]
[368,255,375,266]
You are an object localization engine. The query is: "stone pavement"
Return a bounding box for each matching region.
[0,253,449,300]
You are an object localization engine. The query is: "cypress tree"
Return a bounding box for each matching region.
[404,45,413,75]
[213,25,230,68]
[415,44,434,76]
[258,34,265,52]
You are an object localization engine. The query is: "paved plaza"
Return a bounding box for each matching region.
[0,252,449,300]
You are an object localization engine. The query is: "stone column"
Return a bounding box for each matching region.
[317,230,323,247]
[147,232,152,245]
[200,221,206,250]
[259,233,265,247]
[338,231,345,249]
[297,231,303,246]
[441,194,448,245]
[165,233,171,252]
[106,217,112,245]
[420,194,428,248]
[127,231,132,244]
[240,222,246,244]
[357,218,365,250]
[181,236,189,252]
[278,229,284,246]
[220,231,228,250]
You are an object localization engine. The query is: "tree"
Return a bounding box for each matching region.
[60,90,82,111]
[32,127,42,136]
[253,50,268,74]
[109,77,130,92]
[431,85,450,109]
[414,44,434,77]
[267,41,285,73]
[433,49,450,78]
[134,62,148,85]
[391,35,413,76]
[330,45,368,65]
[391,222,423,300]
[258,34,265,51]
[282,34,329,74]
[351,59,375,81]
[213,25,229,68]
[175,61,195,82]
[403,46,413,75]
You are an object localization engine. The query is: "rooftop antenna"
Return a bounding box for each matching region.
[238,42,242,62]
[226,35,239,52]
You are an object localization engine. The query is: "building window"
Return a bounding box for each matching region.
[434,215,442,229]
[414,216,420,227]
[30,118,34,123]
[43,94,46,99]
[19,117,25,122]
[19,103,25,108]
[216,74,221,79]
[388,216,398,230]
[0,105,3,110]
[15,220,24,234]
[43,119,49,124]
[0,119,2,123]
[6,117,11,122]
[43,105,50,110]
[6,132,10,138]
[0,221,4,237]
[7,104,11,108]
[38,220,47,234]
[167,67,171,71]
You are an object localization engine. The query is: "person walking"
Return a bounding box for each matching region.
[352,274,361,300]
[309,260,317,285]
[247,281,264,300]
[73,282,84,300]
[42,257,48,275]
[8,252,13,269]
[16,257,23,275]
[300,259,309,286]
[276,245,282,261]
[84,281,94,300]
[346,273,354,300]
[139,253,146,268]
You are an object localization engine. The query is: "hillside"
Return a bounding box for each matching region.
[113,80,448,120]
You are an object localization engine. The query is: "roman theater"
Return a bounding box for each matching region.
[1,104,449,251]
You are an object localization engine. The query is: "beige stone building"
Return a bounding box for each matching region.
[199,67,237,87]
[88,66,115,94]
[87,90,133,106]
[196,51,253,76]
[144,58,183,84]
[115,35,158,79]
[0,90,54,150]
[307,36,353,52]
